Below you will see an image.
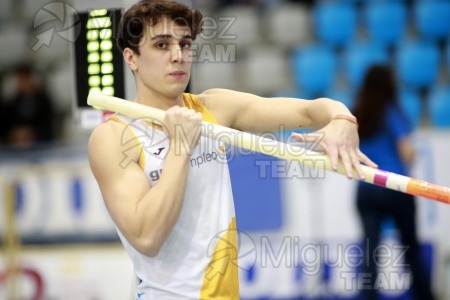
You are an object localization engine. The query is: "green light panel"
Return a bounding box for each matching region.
[74,8,124,108]
[86,9,116,97]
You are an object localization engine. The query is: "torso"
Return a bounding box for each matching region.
[107,93,240,299]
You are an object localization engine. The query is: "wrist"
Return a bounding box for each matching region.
[331,114,359,128]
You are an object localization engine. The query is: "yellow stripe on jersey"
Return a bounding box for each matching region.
[200,217,240,299]
[183,93,218,124]
[108,115,146,169]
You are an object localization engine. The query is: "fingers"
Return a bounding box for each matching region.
[357,150,378,169]
[338,146,354,179]
[292,132,376,180]
[327,146,339,172]
[291,132,317,144]
[290,132,305,142]
[337,147,380,180]
[292,132,354,176]
[165,106,202,124]
[350,150,365,180]
[164,107,203,152]
[336,144,374,180]
[290,132,325,152]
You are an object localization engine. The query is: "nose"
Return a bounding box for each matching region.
[171,45,182,63]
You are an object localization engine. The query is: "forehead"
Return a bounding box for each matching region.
[146,16,192,38]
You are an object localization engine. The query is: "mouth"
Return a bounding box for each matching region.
[169,71,186,76]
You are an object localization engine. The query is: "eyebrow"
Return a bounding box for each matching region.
[150,34,193,40]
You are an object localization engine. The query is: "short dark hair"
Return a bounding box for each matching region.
[117,0,203,54]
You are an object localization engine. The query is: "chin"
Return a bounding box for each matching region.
[173,82,190,94]
[164,87,188,99]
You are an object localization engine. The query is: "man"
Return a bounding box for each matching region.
[1,64,56,147]
[88,1,376,299]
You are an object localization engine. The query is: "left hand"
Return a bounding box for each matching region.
[291,118,378,180]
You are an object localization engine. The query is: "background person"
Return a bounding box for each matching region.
[0,63,56,148]
[353,64,435,300]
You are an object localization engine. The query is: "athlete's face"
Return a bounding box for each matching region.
[125,16,193,99]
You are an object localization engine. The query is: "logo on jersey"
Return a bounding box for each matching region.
[149,169,163,182]
[190,151,219,168]
[119,117,168,168]
[153,147,165,156]
[190,142,226,168]
[119,117,228,170]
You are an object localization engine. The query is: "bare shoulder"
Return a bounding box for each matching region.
[197,89,258,127]
[88,120,141,174]
[198,88,264,105]
[198,88,231,96]
[198,88,247,102]
[88,120,123,155]
[197,88,234,105]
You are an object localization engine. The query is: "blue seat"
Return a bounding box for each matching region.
[314,2,357,47]
[291,45,337,97]
[343,42,389,88]
[399,89,422,129]
[365,1,407,47]
[396,40,440,89]
[427,86,450,127]
[414,0,450,41]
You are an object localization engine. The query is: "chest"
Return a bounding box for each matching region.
[136,130,227,185]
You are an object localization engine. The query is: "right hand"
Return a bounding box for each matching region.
[163,106,203,154]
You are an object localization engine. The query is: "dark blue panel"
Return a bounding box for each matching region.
[72,178,83,214]
[15,183,24,214]
[227,149,283,232]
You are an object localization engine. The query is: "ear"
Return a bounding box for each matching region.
[123,48,138,71]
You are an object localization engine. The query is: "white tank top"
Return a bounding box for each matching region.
[109,93,239,299]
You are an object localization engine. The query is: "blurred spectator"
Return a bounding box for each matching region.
[352,64,435,300]
[0,63,56,148]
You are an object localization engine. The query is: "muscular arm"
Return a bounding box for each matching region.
[199,88,352,132]
[199,88,376,179]
[88,107,202,257]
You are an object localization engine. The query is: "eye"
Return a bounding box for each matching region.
[180,41,192,49]
[155,42,168,49]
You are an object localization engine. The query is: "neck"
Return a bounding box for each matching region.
[134,88,185,110]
